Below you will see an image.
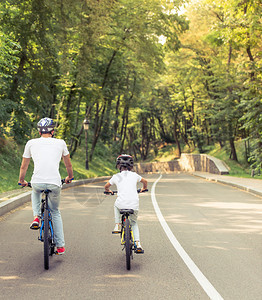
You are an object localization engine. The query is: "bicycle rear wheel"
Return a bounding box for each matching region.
[124,218,132,270]
[44,209,50,270]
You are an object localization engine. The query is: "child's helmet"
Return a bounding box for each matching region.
[37,117,55,133]
[116,154,134,168]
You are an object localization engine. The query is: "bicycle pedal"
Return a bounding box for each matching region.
[135,249,144,254]
[30,225,40,230]
[55,251,65,255]
[112,231,121,234]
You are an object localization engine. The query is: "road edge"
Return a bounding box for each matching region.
[192,173,262,198]
[0,176,110,217]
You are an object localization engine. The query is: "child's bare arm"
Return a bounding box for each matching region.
[140,178,148,192]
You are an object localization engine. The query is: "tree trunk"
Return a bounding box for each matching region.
[89,101,106,161]
[120,107,129,153]
[174,122,181,157]
[69,104,91,159]
[229,137,238,161]
[69,95,82,152]
[8,51,26,103]
[113,95,121,140]
[70,125,84,159]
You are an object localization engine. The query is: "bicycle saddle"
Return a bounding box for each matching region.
[41,189,52,194]
[120,209,134,214]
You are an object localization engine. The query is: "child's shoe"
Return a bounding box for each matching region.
[135,241,144,254]
[30,217,40,230]
[112,223,121,234]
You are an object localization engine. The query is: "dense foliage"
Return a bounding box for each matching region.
[0,0,261,172]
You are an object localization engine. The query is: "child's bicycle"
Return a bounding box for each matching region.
[19,179,69,270]
[104,189,148,270]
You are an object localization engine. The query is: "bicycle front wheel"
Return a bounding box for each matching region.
[124,218,132,270]
[44,209,50,270]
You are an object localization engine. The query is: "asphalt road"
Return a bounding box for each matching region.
[0,173,261,300]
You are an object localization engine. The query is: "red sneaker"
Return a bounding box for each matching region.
[30,217,40,230]
[56,247,65,255]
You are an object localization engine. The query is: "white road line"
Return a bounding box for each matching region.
[151,174,224,300]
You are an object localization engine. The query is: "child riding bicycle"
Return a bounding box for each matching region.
[104,154,147,253]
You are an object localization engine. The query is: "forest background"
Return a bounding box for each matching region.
[0,0,261,193]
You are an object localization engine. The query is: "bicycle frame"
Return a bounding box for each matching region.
[38,192,54,243]
[120,210,136,270]
[121,215,134,246]
[38,190,56,270]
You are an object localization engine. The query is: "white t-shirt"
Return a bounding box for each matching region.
[109,170,142,210]
[23,137,69,186]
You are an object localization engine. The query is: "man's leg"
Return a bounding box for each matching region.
[30,184,43,229]
[47,184,65,249]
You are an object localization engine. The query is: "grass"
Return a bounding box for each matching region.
[153,144,180,162]
[145,143,180,162]
[148,140,261,180]
[0,141,33,194]
[205,141,262,179]
[60,145,116,179]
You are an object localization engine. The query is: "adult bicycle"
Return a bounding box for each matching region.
[19,179,69,270]
[104,189,148,270]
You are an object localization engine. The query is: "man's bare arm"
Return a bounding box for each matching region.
[63,154,74,183]
[104,181,114,194]
[18,157,31,185]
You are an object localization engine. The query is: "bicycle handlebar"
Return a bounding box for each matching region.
[18,182,32,188]
[104,189,148,195]
[18,178,74,188]
[137,188,148,193]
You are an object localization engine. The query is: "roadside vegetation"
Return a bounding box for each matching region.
[1,138,260,195]
[152,140,261,179]
[1,0,261,193]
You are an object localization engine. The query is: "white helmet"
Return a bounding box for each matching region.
[37,117,55,133]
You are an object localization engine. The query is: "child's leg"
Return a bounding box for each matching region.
[130,211,144,252]
[112,205,121,233]
[114,205,121,224]
[129,210,140,241]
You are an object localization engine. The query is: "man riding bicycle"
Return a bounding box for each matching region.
[18,117,74,255]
